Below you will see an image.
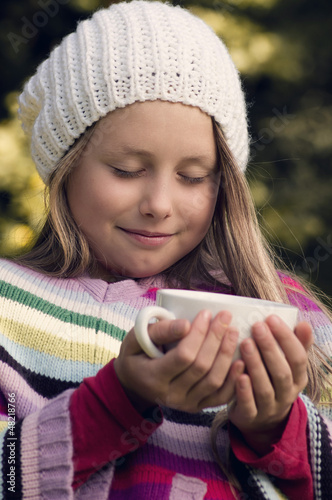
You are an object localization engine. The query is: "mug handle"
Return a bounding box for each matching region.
[134,306,176,358]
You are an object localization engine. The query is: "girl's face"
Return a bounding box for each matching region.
[67,101,219,280]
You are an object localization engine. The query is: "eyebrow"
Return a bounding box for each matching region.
[106,145,216,166]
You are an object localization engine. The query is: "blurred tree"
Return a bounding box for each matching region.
[0,0,331,297]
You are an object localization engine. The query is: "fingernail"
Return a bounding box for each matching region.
[202,310,212,321]
[218,310,232,326]
[253,322,267,338]
[235,361,244,375]
[268,315,280,327]
[242,339,254,354]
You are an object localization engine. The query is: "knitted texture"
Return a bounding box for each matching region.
[0,259,331,498]
[18,0,249,184]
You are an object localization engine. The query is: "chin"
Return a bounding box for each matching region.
[119,263,171,279]
[123,269,163,279]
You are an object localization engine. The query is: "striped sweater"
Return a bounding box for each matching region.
[0,258,331,499]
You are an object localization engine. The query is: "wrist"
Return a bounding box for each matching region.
[238,413,291,456]
[240,426,283,455]
[122,385,157,414]
[113,358,155,414]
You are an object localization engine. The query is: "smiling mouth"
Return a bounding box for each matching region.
[118,227,175,246]
[120,228,174,237]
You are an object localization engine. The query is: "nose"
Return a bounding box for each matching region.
[139,177,173,219]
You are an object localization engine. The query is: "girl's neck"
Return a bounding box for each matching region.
[88,262,140,283]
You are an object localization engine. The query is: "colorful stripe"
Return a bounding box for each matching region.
[0,281,127,340]
[0,345,80,398]
[0,259,331,499]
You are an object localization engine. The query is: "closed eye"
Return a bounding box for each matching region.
[110,167,143,178]
[179,174,208,184]
[110,166,209,184]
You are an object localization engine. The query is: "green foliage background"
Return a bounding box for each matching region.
[1,0,331,296]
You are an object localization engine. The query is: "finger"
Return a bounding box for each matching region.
[251,321,298,402]
[229,374,257,422]
[127,318,190,357]
[197,310,232,358]
[294,321,314,351]
[197,359,245,410]
[265,315,308,353]
[240,335,275,410]
[264,315,309,388]
[160,310,212,377]
[148,318,191,347]
[184,324,239,403]
[175,309,213,356]
[172,311,233,390]
[119,327,146,355]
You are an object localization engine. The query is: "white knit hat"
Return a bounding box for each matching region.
[18,0,249,184]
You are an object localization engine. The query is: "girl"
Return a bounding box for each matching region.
[0,1,331,498]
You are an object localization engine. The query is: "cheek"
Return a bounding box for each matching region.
[178,183,219,229]
[67,177,108,231]
[68,174,127,221]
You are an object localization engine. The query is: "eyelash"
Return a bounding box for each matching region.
[111,167,207,184]
[111,167,143,178]
[180,175,206,184]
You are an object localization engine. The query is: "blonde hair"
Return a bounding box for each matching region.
[16,124,97,277]
[15,115,332,492]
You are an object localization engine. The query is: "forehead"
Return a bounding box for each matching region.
[93,100,217,159]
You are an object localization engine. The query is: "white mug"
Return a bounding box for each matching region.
[134,289,298,359]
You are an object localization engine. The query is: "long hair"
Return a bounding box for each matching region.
[15,124,97,277]
[15,114,332,492]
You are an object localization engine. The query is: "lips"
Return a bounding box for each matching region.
[121,228,173,237]
[118,227,174,246]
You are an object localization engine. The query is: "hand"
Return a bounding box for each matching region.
[228,315,313,455]
[114,310,244,413]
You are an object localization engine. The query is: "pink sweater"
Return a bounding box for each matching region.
[71,358,312,499]
[0,259,331,499]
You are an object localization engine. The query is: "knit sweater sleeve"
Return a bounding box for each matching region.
[0,382,134,499]
[0,261,76,497]
[0,259,162,498]
[70,358,163,490]
[0,358,162,499]
[230,397,313,500]
[230,395,332,500]
[0,385,75,499]
[229,274,332,499]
